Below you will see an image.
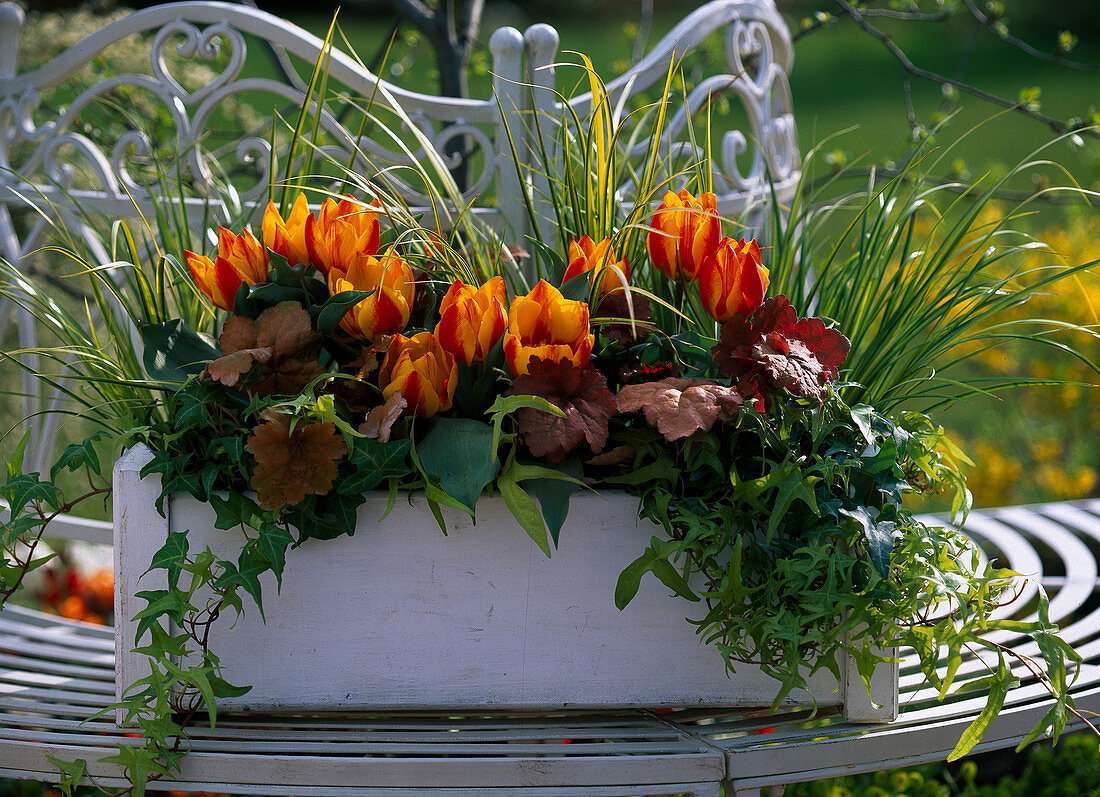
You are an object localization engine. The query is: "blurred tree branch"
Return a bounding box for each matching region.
[792,0,1100,142]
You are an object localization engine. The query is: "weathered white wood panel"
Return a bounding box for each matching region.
[114,445,897,719]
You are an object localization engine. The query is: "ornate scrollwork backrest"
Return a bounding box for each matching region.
[523,0,799,243]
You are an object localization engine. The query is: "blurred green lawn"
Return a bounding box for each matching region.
[279,5,1100,189]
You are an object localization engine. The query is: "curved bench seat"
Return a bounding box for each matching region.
[3,499,1100,795]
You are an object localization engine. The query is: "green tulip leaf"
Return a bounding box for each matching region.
[416,417,500,515]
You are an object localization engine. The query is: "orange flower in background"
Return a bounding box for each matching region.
[435,277,507,367]
[563,235,629,296]
[308,196,381,275]
[698,238,770,322]
[379,332,458,418]
[328,248,416,341]
[504,280,593,376]
[263,193,315,267]
[646,189,721,281]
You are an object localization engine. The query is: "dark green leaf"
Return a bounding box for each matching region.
[416,418,499,514]
[520,457,582,547]
[257,523,294,586]
[337,438,413,495]
[145,531,189,590]
[316,290,373,334]
[141,319,219,382]
[840,506,897,579]
[50,431,110,481]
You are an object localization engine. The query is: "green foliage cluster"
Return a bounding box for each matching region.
[786,732,1100,797]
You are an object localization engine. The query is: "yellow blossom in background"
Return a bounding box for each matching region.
[943,213,1100,508]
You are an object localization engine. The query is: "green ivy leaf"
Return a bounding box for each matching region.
[145,531,189,590]
[44,756,86,796]
[337,438,413,495]
[257,523,294,587]
[50,431,110,481]
[840,506,897,579]
[287,492,366,542]
[208,493,265,532]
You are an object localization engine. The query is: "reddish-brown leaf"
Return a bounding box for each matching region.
[204,347,273,387]
[218,302,324,396]
[359,392,407,443]
[596,292,653,345]
[752,335,833,400]
[617,378,743,441]
[587,444,636,467]
[785,318,851,375]
[506,358,616,463]
[713,295,850,400]
[245,411,347,510]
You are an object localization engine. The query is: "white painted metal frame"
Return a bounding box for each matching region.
[5,500,1100,794]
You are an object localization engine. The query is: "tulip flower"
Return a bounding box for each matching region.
[697,238,769,323]
[307,196,381,275]
[184,226,268,311]
[378,332,458,418]
[504,280,594,377]
[263,193,315,267]
[562,235,629,296]
[434,277,507,367]
[646,189,721,281]
[328,248,416,341]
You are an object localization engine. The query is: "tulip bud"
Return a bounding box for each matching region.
[563,235,629,296]
[379,332,458,418]
[184,251,242,311]
[434,277,507,367]
[698,238,769,323]
[263,193,316,267]
[184,226,268,311]
[307,196,381,275]
[504,280,594,377]
[646,189,721,281]
[328,248,416,341]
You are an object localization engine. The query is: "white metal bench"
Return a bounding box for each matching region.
[1,2,1095,795]
[4,500,1100,795]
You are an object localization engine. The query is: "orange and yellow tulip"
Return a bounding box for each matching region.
[697,238,769,322]
[307,196,380,275]
[562,235,629,296]
[184,251,242,311]
[378,332,458,418]
[263,193,315,267]
[328,248,415,341]
[435,277,507,367]
[184,226,268,310]
[646,189,721,281]
[504,280,594,376]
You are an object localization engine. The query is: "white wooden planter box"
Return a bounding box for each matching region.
[114,445,898,721]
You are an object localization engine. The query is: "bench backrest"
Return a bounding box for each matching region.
[0,0,799,473]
